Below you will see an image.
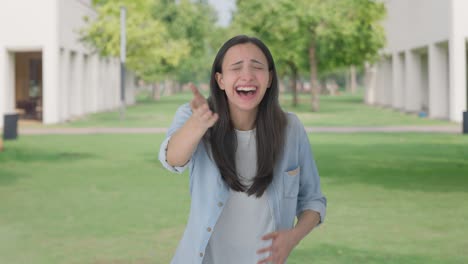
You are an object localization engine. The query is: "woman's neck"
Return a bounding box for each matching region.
[229,107,257,131]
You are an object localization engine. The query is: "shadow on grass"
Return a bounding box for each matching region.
[0,168,26,185]
[290,243,460,264]
[0,146,97,185]
[0,147,96,163]
[315,141,468,193]
[137,94,190,106]
[281,97,368,114]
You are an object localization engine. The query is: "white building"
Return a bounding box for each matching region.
[0,0,136,127]
[366,0,468,123]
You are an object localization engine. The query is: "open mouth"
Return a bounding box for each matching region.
[235,86,257,98]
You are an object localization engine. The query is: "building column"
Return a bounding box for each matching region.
[429,43,450,119]
[98,58,104,111]
[83,55,90,114]
[59,48,69,121]
[448,37,467,122]
[69,52,78,117]
[43,45,60,124]
[0,49,15,127]
[375,60,385,105]
[0,49,5,127]
[0,49,16,128]
[383,57,393,106]
[449,0,468,122]
[75,53,84,116]
[392,52,405,109]
[89,54,99,113]
[364,62,377,105]
[405,50,421,112]
[420,51,429,113]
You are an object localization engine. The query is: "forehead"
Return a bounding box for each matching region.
[222,43,268,66]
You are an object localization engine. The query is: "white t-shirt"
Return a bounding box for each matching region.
[203,129,275,264]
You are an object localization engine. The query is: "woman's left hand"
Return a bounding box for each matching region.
[256,229,299,264]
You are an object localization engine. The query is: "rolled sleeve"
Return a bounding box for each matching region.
[158,103,193,174]
[295,119,327,225]
[159,136,190,173]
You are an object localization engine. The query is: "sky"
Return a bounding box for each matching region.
[207,0,236,27]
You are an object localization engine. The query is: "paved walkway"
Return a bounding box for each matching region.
[18,125,462,135]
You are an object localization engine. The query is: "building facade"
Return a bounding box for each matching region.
[366,0,468,123]
[0,0,135,127]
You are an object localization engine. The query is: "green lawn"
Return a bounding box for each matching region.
[26,91,457,128]
[1,133,467,263]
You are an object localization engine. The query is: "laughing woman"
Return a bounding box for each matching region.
[159,35,326,264]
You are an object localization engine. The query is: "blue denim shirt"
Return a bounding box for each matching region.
[159,104,327,264]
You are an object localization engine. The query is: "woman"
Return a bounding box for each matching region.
[159,35,326,264]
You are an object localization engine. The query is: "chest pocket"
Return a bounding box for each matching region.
[283,167,300,198]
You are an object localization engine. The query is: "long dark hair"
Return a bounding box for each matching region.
[205,35,287,197]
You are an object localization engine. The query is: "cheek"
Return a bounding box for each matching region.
[258,72,270,85]
[222,75,236,87]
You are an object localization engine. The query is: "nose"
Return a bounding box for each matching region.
[240,67,254,81]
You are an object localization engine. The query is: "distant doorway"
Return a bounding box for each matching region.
[15,52,43,121]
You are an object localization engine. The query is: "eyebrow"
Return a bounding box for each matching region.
[230,59,266,66]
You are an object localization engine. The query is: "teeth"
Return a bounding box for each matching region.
[236,86,256,92]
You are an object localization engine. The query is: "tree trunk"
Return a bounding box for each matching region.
[350,65,357,94]
[152,83,160,101]
[309,40,320,111]
[176,82,182,93]
[345,68,351,93]
[288,62,298,107]
[164,79,173,96]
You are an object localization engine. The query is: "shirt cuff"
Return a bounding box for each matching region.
[297,199,327,227]
[159,136,189,173]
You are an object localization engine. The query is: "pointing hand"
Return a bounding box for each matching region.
[189,83,218,130]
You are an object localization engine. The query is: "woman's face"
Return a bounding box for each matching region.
[216,43,272,115]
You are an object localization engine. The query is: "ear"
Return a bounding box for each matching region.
[267,71,273,88]
[216,72,225,90]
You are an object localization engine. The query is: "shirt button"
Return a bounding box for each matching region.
[207,227,212,232]
[218,202,223,207]
[199,252,204,257]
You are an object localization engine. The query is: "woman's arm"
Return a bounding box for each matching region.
[291,210,320,243]
[166,84,218,167]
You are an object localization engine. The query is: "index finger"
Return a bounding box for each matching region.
[189,83,201,97]
[261,231,278,241]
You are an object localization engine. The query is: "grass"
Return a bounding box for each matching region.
[2,91,465,263]
[1,133,468,263]
[23,90,457,128]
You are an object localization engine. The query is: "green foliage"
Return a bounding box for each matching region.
[152,0,224,83]
[313,0,387,72]
[233,0,386,74]
[232,0,308,77]
[82,0,223,83]
[81,0,189,82]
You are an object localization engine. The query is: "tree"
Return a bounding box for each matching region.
[153,0,222,85]
[298,0,386,110]
[233,0,309,107]
[233,0,386,111]
[81,0,189,84]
